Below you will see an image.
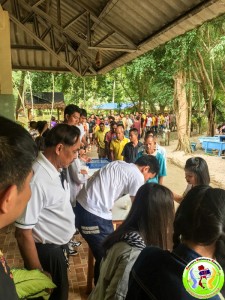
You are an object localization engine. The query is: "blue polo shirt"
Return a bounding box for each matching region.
[137,151,166,183]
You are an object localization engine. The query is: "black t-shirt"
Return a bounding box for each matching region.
[126,246,221,300]
[89,120,96,133]
[0,254,18,300]
[122,141,143,163]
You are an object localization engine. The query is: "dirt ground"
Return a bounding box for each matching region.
[164,136,225,190]
[88,133,224,204]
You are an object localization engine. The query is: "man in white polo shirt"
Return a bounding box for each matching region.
[15,124,80,300]
[75,155,159,283]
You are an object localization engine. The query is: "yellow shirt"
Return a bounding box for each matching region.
[152,116,155,126]
[142,114,146,120]
[110,137,130,160]
[95,128,109,148]
[94,125,100,133]
[159,115,165,125]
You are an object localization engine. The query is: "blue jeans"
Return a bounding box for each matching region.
[74,202,114,283]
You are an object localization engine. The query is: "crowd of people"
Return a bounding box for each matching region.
[29,111,176,154]
[0,105,225,300]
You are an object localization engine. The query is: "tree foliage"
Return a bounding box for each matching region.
[13,13,225,137]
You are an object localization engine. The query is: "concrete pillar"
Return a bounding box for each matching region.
[0,5,15,120]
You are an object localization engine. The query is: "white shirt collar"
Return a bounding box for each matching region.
[37,152,60,180]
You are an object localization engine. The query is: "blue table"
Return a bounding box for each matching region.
[199,136,220,145]
[202,141,225,156]
[214,135,225,142]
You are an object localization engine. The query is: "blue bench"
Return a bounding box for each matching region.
[190,142,197,152]
[202,141,225,156]
[199,137,220,145]
[86,159,110,169]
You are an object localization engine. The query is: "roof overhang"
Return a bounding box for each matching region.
[1,0,225,76]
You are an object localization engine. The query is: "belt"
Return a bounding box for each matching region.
[35,243,68,249]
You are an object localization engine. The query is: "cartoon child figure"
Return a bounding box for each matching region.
[198,265,211,289]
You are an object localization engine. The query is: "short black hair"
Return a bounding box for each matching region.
[36,120,48,134]
[129,128,138,135]
[109,116,115,121]
[29,121,37,129]
[135,155,159,175]
[0,116,37,191]
[145,130,157,138]
[117,123,124,129]
[64,104,81,118]
[110,121,117,127]
[45,124,80,147]
[80,108,87,118]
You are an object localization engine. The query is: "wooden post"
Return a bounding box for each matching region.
[28,108,32,120]
[0,5,14,119]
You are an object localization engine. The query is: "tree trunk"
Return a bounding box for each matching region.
[15,71,26,120]
[196,51,215,136]
[186,66,192,137]
[173,70,191,153]
[159,105,166,112]
[208,99,215,136]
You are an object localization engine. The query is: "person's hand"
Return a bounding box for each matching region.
[80,154,91,162]
[80,169,88,175]
[41,270,54,294]
[79,148,85,156]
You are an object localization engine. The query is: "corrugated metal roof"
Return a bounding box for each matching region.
[1,0,225,76]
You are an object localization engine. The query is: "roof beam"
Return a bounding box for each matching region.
[49,26,56,52]
[12,65,69,72]
[74,0,137,49]
[55,42,65,54]
[11,44,46,50]
[69,54,78,66]
[57,0,61,26]
[86,12,91,47]
[33,14,40,38]
[30,3,85,45]
[32,0,46,7]
[10,14,83,76]
[91,0,115,31]
[40,26,51,40]
[12,0,21,20]
[88,45,137,52]
[92,31,114,47]
[45,0,52,15]
[63,11,86,30]
[0,1,9,6]
[14,0,96,74]
[21,11,34,24]
[18,0,94,69]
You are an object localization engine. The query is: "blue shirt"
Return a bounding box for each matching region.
[138,151,167,183]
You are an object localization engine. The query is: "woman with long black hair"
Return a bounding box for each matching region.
[126,185,225,300]
[88,183,175,300]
